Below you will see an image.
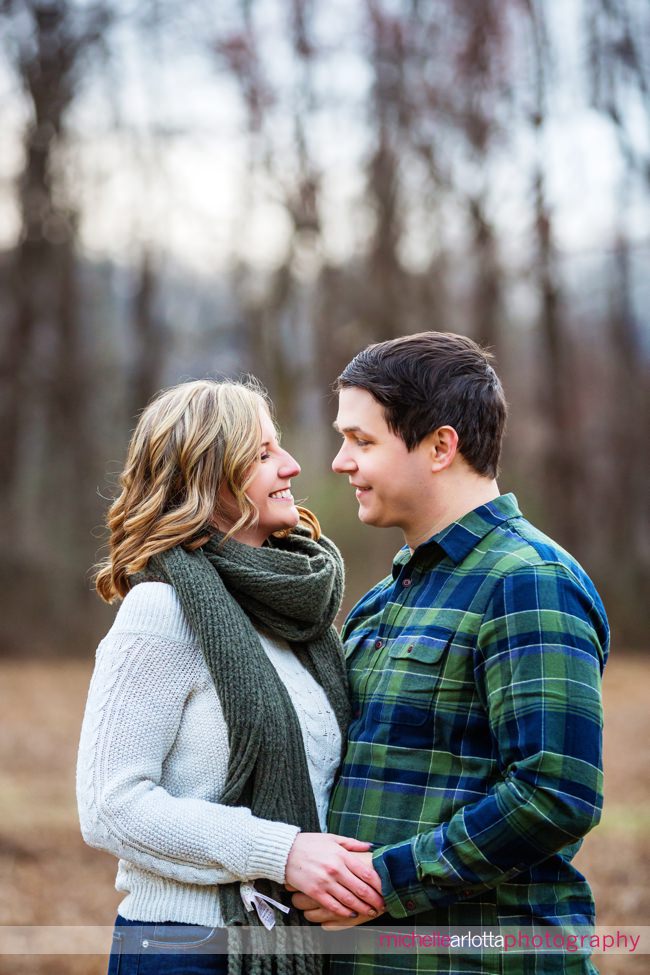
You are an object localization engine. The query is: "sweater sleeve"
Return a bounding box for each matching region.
[76,583,300,887]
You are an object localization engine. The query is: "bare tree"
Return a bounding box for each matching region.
[0,1,111,548]
[130,249,165,422]
[0,0,647,652]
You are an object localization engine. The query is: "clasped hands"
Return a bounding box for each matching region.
[285,832,385,929]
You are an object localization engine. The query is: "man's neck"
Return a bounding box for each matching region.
[405,477,500,552]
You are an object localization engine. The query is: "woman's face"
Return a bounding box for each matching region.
[217,406,302,546]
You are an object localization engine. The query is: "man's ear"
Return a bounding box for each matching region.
[428,426,459,472]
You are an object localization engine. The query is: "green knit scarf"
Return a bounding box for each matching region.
[138,526,350,975]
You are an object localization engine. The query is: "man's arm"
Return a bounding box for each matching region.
[371,564,607,918]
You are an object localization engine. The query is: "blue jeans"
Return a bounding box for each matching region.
[107,914,229,974]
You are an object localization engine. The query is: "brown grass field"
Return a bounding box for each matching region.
[0,653,647,975]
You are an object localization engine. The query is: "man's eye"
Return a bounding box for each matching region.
[355,439,370,447]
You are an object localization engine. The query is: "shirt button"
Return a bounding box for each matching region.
[406,645,413,653]
[402,578,411,587]
[405,899,415,910]
[374,639,383,650]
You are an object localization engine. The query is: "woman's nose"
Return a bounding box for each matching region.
[280,452,301,478]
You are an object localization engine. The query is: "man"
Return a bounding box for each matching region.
[293,332,608,974]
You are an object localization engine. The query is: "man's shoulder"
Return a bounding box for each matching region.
[481,515,608,637]
[472,516,609,663]
[483,514,592,584]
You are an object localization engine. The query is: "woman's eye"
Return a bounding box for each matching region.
[260,451,270,461]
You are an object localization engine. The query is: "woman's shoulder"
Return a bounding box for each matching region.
[109,581,196,646]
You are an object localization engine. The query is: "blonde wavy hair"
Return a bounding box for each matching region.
[95,378,320,603]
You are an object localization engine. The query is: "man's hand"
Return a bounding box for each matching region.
[285,835,384,918]
[291,891,385,929]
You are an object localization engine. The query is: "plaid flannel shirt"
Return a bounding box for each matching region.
[327,494,608,974]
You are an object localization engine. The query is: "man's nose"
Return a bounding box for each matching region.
[332,445,356,474]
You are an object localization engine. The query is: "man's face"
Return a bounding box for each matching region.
[332,386,434,533]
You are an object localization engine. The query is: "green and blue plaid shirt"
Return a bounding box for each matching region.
[328,494,608,974]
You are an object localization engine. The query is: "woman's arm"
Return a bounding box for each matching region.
[76,586,300,887]
[77,583,384,915]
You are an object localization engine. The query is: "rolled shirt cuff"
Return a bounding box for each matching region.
[372,839,433,918]
[373,835,526,917]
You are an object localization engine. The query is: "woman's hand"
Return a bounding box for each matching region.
[291,891,385,929]
[285,834,384,918]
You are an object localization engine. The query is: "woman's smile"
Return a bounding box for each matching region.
[269,488,294,501]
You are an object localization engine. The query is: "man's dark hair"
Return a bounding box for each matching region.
[335,331,507,479]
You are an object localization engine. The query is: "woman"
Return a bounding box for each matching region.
[77,379,383,975]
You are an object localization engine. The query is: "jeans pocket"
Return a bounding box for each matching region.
[142,925,221,954]
[107,930,123,975]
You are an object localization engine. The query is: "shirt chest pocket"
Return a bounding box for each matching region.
[375,637,450,727]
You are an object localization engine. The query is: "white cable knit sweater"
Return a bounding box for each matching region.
[76,581,342,926]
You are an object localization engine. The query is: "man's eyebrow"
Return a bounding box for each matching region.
[332,422,371,436]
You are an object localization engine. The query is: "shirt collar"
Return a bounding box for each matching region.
[392,493,522,575]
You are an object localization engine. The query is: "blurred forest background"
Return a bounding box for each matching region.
[0,0,649,654]
[0,3,649,974]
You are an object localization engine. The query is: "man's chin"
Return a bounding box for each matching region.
[357,503,400,531]
[357,504,380,526]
